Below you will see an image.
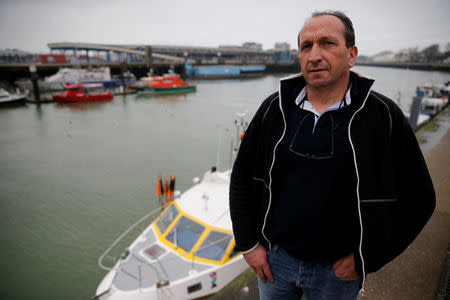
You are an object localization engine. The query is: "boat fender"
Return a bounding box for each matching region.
[120,249,130,260]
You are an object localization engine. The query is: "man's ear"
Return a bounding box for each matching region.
[348,46,358,68]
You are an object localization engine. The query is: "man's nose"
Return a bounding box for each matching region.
[309,44,322,62]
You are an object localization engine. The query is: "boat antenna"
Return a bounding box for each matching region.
[230,112,248,167]
[216,125,222,171]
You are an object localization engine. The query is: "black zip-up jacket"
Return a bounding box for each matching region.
[229,72,435,291]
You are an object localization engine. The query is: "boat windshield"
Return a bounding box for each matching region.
[195,230,232,262]
[156,205,179,234]
[166,216,205,252]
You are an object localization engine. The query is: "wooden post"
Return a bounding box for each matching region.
[29,64,40,102]
[120,62,126,93]
[145,46,153,69]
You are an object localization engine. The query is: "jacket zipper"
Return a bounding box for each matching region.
[260,76,292,250]
[348,88,372,296]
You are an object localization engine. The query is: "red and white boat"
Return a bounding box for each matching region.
[52,83,113,102]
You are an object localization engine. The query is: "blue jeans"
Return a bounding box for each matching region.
[258,245,361,300]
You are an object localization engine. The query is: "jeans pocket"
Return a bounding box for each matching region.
[324,264,357,283]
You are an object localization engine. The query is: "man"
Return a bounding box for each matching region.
[229,10,435,300]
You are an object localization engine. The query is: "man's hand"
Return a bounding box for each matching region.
[333,252,360,281]
[242,244,274,283]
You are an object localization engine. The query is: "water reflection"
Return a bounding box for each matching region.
[54,100,113,111]
[135,93,189,102]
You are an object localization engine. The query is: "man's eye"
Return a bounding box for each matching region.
[301,44,311,50]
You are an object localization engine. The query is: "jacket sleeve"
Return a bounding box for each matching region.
[361,101,436,274]
[229,93,277,252]
[389,103,435,257]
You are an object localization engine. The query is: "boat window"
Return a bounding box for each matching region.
[195,230,232,262]
[144,244,166,260]
[156,205,179,234]
[166,216,205,252]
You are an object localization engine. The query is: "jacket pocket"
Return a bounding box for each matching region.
[360,199,398,273]
[360,198,397,203]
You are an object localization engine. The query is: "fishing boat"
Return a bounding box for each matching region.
[133,75,196,95]
[95,115,249,300]
[0,88,26,106]
[52,83,113,102]
[416,81,449,114]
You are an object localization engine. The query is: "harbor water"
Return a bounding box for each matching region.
[0,66,448,299]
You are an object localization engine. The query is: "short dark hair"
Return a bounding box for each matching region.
[298,10,355,49]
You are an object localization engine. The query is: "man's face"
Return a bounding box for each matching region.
[298,15,357,89]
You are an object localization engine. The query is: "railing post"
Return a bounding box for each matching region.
[409,96,422,131]
[29,64,40,103]
[138,265,142,292]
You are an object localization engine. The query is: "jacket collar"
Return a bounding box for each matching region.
[279,71,375,110]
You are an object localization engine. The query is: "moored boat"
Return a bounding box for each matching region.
[16,67,136,92]
[0,88,26,106]
[95,115,249,300]
[416,81,449,114]
[133,75,196,95]
[52,83,113,102]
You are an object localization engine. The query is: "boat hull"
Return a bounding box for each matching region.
[53,93,113,102]
[0,95,26,106]
[95,256,248,300]
[135,85,196,95]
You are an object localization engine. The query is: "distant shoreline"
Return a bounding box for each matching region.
[355,61,450,73]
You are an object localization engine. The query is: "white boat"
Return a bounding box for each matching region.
[16,67,111,92]
[95,116,249,300]
[0,88,26,106]
[16,67,136,92]
[416,81,449,114]
[421,97,448,113]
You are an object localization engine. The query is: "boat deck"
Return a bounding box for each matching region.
[113,228,212,291]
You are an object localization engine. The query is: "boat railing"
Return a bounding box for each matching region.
[98,206,164,271]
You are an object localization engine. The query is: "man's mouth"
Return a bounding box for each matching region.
[309,68,327,73]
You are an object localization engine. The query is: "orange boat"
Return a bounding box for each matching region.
[52,83,113,102]
[133,75,196,94]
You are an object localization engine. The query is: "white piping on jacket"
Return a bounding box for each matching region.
[260,73,303,250]
[241,242,260,254]
[348,88,372,296]
[372,93,393,139]
[253,176,270,189]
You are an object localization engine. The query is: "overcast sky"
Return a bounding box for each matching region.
[1,0,449,56]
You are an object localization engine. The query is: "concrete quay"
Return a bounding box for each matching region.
[207,107,450,300]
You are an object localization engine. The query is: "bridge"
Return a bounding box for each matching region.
[46,42,296,65]
[47,42,186,63]
[0,42,299,83]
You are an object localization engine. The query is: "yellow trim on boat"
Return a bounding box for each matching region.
[152,202,239,265]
